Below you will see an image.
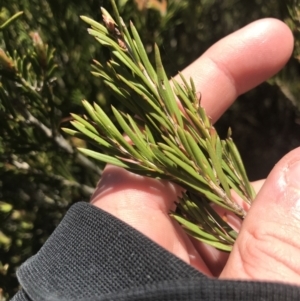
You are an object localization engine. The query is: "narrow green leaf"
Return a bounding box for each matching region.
[176,126,193,157]
[111,49,145,80]
[122,21,141,65]
[173,214,219,241]
[163,150,206,184]
[117,73,157,104]
[116,73,168,125]
[146,111,173,133]
[70,113,98,134]
[171,214,232,251]
[158,142,190,167]
[62,128,118,153]
[215,136,223,162]
[80,16,109,34]
[186,231,232,251]
[172,78,196,113]
[112,107,148,160]
[91,69,112,81]
[92,103,127,144]
[61,128,79,136]
[78,148,129,168]
[185,109,210,140]
[102,80,127,99]
[144,125,156,144]
[0,11,23,30]
[90,30,124,52]
[149,146,177,174]
[112,50,159,100]
[174,174,226,205]
[127,115,156,161]
[178,72,197,104]
[190,77,197,96]
[189,195,237,242]
[154,44,183,128]
[226,138,255,200]
[184,130,217,184]
[198,106,212,129]
[82,100,106,128]
[83,101,130,153]
[157,143,180,157]
[70,121,111,148]
[205,138,231,198]
[130,21,157,83]
[221,155,240,184]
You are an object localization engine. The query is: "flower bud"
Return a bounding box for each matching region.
[0,48,14,71]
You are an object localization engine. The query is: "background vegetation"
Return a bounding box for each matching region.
[0,0,299,299]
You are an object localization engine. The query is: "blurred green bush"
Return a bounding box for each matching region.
[0,0,299,299]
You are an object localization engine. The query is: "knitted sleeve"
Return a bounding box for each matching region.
[11,202,300,301]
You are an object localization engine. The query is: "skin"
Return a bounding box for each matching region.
[91,18,299,284]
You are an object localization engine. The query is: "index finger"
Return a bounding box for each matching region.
[176,18,294,123]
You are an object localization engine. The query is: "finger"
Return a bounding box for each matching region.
[220,147,300,285]
[176,18,294,123]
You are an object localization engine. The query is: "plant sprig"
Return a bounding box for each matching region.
[63,0,256,251]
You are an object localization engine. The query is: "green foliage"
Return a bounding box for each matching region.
[0,0,300,299]
[66,6,256,251]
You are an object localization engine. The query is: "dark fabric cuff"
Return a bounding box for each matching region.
[12,202,300,301]
[13,202,202,301]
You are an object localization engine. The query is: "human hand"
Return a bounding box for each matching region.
[91,18,297,284]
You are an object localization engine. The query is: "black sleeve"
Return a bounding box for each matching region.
[10,202,300,301]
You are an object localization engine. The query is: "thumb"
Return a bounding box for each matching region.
[220,147,300,285]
